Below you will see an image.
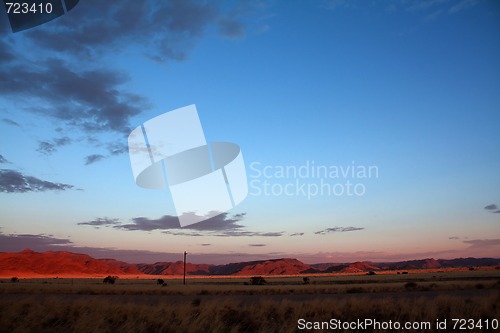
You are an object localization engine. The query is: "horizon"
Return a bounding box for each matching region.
[3,247,500,267]
[1,1,500,265]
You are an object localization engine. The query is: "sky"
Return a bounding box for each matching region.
[0,0,499,264]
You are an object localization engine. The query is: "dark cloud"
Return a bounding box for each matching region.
[2,118,19,127]
[118,215,181,231]
[21,0,248,62]
[448,236,460,240]
[0,154,9,164]
[77,217,121,228]
[200,243,211,246]
[0,0,263,161]
[315,226,365,235]
[484,204,497,210]
[0,60,150,135]
[0,233,72,252]
[115,212,245,232]
[248,244,266,247]
[290,232,304,236]
[0,169,75,193]
[188,213,246,231]
[494,210,500,214]
[37,137,72,155]
[81,212,283,237]
[84,154,106,165]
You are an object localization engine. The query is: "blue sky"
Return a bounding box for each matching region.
[0,0,499,264]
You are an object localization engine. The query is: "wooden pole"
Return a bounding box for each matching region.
[183,251,187,285]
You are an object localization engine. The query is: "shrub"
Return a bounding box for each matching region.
[405,282,418,289]
[10,277,19,283]
[303,277,310,284]
[250,276,266,285]
[157,279,165,285]
[103,276,117,284]
[367,271,376,275]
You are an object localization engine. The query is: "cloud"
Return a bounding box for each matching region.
[448,236,460,240]
[448,0,479,14]
[84,154,106,165]
[0,169,75,193]
[484,204,497,210]
[248,244,266,247]
[494,210,500,214]
[0,232,73,252]
[0,0,265,163]
[77,217,121,228]
[463,239,500,249]
[0,60,150,135]
[37,137,72,155]
[314,226,365,235]
[2,118,19,127]
[114,212,246,232]
[213,231,284,237]
[118,215,181,231]
[0,154,9,164]
[20,0,251,62]
[200,243,211,246]
[289,232,304,236]
[80,212,283,237]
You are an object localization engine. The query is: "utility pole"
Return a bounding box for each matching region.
[183,251,187,285]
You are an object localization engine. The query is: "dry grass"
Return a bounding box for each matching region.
[0,270,499,332]
[0,292,498,332]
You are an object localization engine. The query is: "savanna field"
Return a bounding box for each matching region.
[1,269,499,332]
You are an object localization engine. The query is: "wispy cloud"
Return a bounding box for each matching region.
[84,154,106,165]
[2,118,19,127]
[0,169,75,193]
[37,137,71,155]
[0,154,9,164]
[463,239,500,249]
[290,232,305,237]
[248,244,266,247]
[77,218,121,228]
[314,226,365,235]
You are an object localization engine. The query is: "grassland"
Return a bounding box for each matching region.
[1,269,499,332]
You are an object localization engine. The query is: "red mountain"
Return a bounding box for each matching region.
[136,261,212,275]
[0,249,141,276]
[339,261,380,273]
[1,249,499,277]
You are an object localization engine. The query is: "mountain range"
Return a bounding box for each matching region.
[1,249,499,277]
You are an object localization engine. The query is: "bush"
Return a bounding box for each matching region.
[303,277,310,284]
[103,276,117,284]
[250,276,266,285]
[157,279,165,285]
[367,271,376,275]
[405,282,418,289]
[10,277,19,283]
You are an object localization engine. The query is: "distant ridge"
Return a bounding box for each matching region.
[1,249,499,277]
